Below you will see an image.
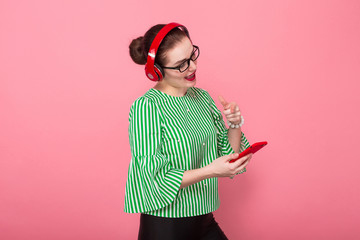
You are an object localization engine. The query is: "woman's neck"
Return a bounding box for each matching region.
[153,83,188,97]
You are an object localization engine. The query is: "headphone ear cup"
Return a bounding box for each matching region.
[154,63,165,81]
[145,63,157,81]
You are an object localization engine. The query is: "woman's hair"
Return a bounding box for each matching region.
[129,24,190,66]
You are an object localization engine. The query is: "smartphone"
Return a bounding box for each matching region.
[229,141,268,163]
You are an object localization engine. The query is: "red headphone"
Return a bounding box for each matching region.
[144,22,189,81]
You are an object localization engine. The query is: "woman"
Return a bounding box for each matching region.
[124,22,253,240]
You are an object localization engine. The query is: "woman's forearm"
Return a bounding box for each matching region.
[228,127,242,153]
[179,167,213,189]
[179,128,242,189]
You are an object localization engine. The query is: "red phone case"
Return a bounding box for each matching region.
[229,141,268,163]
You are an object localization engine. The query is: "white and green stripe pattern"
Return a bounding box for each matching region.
[124,87,250,218]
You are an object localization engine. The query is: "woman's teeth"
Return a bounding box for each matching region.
[185,72,196,81]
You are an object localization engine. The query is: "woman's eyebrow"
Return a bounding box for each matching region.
[173,58,187,65]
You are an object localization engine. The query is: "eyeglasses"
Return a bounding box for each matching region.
[161,45,200,73]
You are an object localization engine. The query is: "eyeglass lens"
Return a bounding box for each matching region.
[179,47,199,72]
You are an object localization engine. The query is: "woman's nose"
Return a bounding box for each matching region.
[188,59,197,72]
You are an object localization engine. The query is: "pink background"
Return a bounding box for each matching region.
[1,0,359,239]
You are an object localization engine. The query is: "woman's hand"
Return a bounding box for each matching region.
[218,96,242,125]
[205,153,253,179]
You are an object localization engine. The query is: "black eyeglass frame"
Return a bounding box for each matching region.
[160,45,200,73]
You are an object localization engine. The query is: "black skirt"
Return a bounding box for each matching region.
[138,212,229,240]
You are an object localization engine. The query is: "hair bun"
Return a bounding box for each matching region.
[129,36,147,65]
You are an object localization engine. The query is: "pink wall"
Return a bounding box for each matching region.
[1,0,359,239]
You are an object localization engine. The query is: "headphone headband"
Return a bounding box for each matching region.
[145,22,188,81]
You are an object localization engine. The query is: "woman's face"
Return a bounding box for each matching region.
[161,37,197,90]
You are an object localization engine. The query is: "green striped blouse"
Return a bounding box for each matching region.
[124,87,250,218]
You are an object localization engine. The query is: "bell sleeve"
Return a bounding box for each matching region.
[124,97,185,213]
[204,90,251,174]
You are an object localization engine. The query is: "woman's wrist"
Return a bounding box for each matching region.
[180,166,214,189]
[201,165,215,179]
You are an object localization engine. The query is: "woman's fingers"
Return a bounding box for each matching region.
[225,112,241,118]
[230,104,235,113]
[229,159,250,179]
[224,105,240,115]
[218,96,229,108]
[227,116,241,122]
[225,153,240,163]
[219,96,239,114]
[236,160,250,172]
[234,153,252,167]
[228,153,252,178]
[235,154,252,171]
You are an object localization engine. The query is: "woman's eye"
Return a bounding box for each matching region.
[191,50,197,60]
[179,62,187,69]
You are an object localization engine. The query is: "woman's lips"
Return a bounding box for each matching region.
[185,71,196,81]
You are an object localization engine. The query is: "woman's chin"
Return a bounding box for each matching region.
[187,78,196,86]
